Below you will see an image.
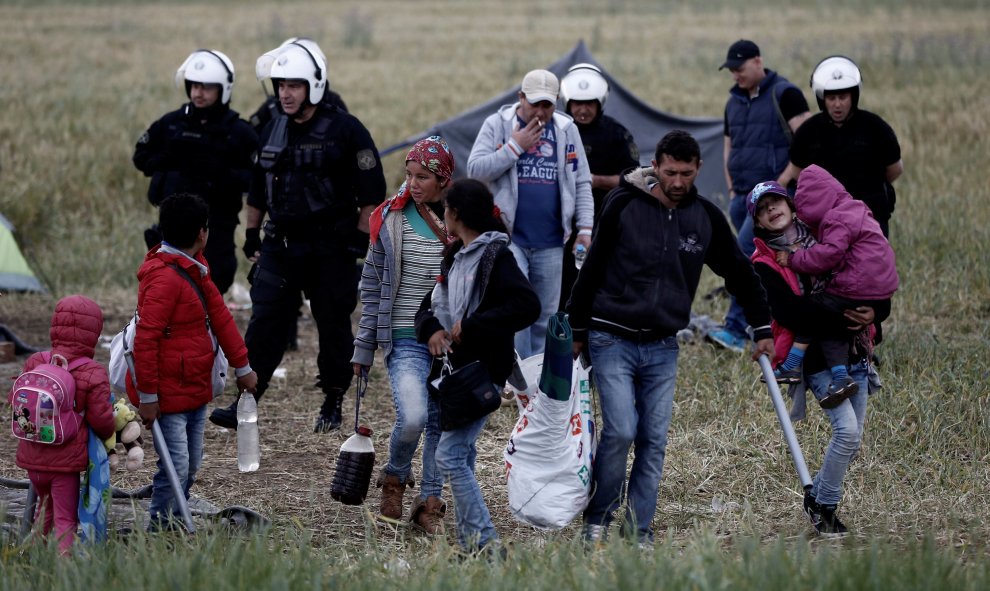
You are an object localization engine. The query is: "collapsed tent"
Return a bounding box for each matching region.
[0,212,45,293]
[382,40,729,202]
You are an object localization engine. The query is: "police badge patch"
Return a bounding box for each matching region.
[356,149,376,170]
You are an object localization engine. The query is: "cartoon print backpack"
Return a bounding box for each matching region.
[10,352,88,445]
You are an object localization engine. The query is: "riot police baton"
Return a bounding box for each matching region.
[123,351,197,534]
[758,354,813,491]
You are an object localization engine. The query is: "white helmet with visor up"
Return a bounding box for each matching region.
[174,49,235,105]
[560,63,609,108]
[262,42,327,105]
[810,55,862,111]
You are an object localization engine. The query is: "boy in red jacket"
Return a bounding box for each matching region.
[10,295,116,554]
[130,193,257,530]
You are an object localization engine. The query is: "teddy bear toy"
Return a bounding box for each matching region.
[104,398,145,471]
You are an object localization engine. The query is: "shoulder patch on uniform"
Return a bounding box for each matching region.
[138,132,150,144]
[357,149,377,170]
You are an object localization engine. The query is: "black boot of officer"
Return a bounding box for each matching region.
[313,388,345,432]
[209,388,344,431]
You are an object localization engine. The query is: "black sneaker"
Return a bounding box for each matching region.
[314,389,344,433]
[209,401,238,430]
[816,504,849,537]
[761,366,802,385]
[819,376,858,409]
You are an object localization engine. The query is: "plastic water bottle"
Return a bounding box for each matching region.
[574,244,587,270]
[236,392,260,472]
[330,426,375,505]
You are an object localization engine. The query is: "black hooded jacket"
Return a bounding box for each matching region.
[567,167,772,343]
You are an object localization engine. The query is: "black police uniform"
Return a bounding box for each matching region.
[133,102,259,294]
[559,112,640,310]
[243,103,385,427]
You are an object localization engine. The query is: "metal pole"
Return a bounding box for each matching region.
[758,354,813,490]
[19,484,37,541]
[124,351,196,534]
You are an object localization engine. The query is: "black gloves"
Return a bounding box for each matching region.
[243,228,262,259]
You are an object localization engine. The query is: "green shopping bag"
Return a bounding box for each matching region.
[539,312,573,401]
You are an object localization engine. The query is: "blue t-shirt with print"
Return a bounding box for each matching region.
[513,116,563,248]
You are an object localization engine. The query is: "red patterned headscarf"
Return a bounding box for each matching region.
[369,136,456,244]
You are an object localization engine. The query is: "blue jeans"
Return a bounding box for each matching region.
[584,331,679,541]
[384,339,443,498]
[723,208,756,338]
[807,360,869,506]
[435,414,497,550]
[508,244,563,359]
[149,405,206,526]
[729,193,748,232]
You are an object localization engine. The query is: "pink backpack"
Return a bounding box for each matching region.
[10,352,88,445]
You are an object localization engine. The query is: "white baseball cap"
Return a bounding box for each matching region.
[521,69,559,104]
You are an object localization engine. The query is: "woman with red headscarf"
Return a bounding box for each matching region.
[352,136,455,534]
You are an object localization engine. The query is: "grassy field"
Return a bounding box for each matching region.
[1,1,988,589]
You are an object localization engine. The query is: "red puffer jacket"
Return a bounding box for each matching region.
[12,295,116,473]
[127,248,249,413]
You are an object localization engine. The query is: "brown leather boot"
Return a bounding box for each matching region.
[377,474,406,523]
[410,496,446,535]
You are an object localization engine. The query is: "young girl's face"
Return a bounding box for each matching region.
[755,195,794,233]
[443,204,462,239]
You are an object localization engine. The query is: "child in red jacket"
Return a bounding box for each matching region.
[10,295,116,554]
[130,193,257,530]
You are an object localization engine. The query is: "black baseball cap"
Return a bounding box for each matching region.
[719,40,760,70]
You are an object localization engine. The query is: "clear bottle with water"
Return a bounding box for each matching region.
[330,426,375,505]
[574,244,587,270]
[237,392,260,472]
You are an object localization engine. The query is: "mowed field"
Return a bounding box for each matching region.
[0,1,988,589]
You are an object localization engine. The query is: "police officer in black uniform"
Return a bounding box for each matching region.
[209,41,386,432]
[133,49,259,295]
[247,38,349,354]
[558,63,640,310]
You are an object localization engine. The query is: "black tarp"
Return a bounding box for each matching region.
[382,40,728,202]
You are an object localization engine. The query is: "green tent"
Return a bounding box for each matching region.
[0,213,45,293]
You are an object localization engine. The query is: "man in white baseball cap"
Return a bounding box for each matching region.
[467,70,593,358]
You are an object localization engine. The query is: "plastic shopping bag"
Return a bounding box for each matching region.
[504,358,596,529]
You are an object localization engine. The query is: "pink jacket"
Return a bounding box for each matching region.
[790,165,899,300]
[12,295,116,473]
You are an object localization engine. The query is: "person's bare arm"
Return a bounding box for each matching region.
[885,160,904,183]
[788,111,812,134]
[777,162,803,187]
[591,174,621,191]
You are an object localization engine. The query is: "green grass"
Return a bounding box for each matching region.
[1,1,989,588]
[0,527,987,591]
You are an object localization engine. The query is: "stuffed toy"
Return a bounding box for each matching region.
[104,398,145,471]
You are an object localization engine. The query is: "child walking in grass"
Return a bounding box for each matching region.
[10,295,116,554]
[758,165,897,408]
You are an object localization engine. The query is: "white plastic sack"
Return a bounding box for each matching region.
[504,358,596,529]
[108,312,228,398]
[504,353,543,415]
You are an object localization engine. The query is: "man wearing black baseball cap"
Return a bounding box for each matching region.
[707,40,811,354]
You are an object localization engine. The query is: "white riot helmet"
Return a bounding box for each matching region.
[560,63,609,110]
[810,55,862,111]
[262,42,327,105]
[174,49,235,105]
